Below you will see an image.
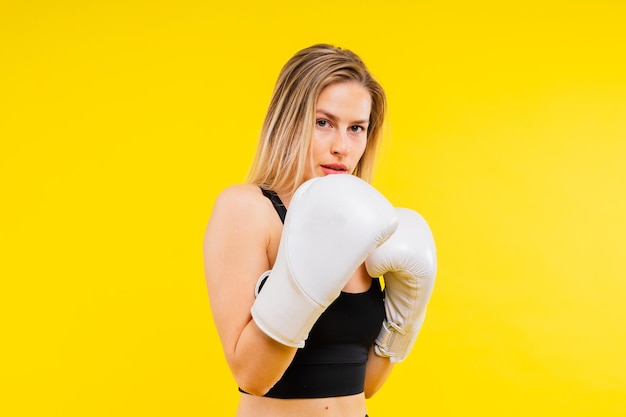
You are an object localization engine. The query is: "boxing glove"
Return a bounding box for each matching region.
[365,208,437,363]
[251,175,398,348]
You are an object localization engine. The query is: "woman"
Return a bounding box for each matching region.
[204,44,437,417]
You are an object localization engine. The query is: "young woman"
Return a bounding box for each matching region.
[204,44,437,417]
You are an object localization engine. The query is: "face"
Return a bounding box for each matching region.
[307,81,371,179]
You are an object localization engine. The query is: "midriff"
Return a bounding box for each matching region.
[236,392,367,417]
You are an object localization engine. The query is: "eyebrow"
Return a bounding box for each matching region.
[316,110,370,126]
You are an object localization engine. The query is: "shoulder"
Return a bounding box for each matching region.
[204,183,280,288]
[211,184,270,220]
[207,184,279,238]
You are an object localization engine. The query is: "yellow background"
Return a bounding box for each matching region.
[2,1,625,416]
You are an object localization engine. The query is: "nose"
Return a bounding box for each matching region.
[330,130,349,156]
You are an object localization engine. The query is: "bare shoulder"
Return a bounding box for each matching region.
[213,183,266,212]
[204,183,279,270]
[208,184,273,227]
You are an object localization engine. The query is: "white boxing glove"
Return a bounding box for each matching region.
[251,175,398,348]
[365,208,437,363]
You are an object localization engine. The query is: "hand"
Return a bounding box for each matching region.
[365,208,437,363]
[251,175,398,347]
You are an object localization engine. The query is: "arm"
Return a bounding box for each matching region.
[364,346,394,398]
[205,176,399,395]
[203,185,297,395]
[366,208,437,363]
[363,207,437,398]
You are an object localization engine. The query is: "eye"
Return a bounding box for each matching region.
[349,125,365,133]
[316,119,331,128]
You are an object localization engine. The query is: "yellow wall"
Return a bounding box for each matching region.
[2,1,625,416]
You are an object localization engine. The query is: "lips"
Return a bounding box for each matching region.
[321,164,348,174]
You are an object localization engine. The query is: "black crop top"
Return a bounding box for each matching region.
[238,188,385,399]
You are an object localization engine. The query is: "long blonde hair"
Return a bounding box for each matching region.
[246,44,387,195]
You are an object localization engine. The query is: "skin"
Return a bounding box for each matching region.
[204,81,394,417]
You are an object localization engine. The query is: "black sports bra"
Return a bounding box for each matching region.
[239,188,385,399]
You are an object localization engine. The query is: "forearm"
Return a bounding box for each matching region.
[229,319,298,396]
[363,346,394,398]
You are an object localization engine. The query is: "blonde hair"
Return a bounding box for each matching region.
[246,44,387,195]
